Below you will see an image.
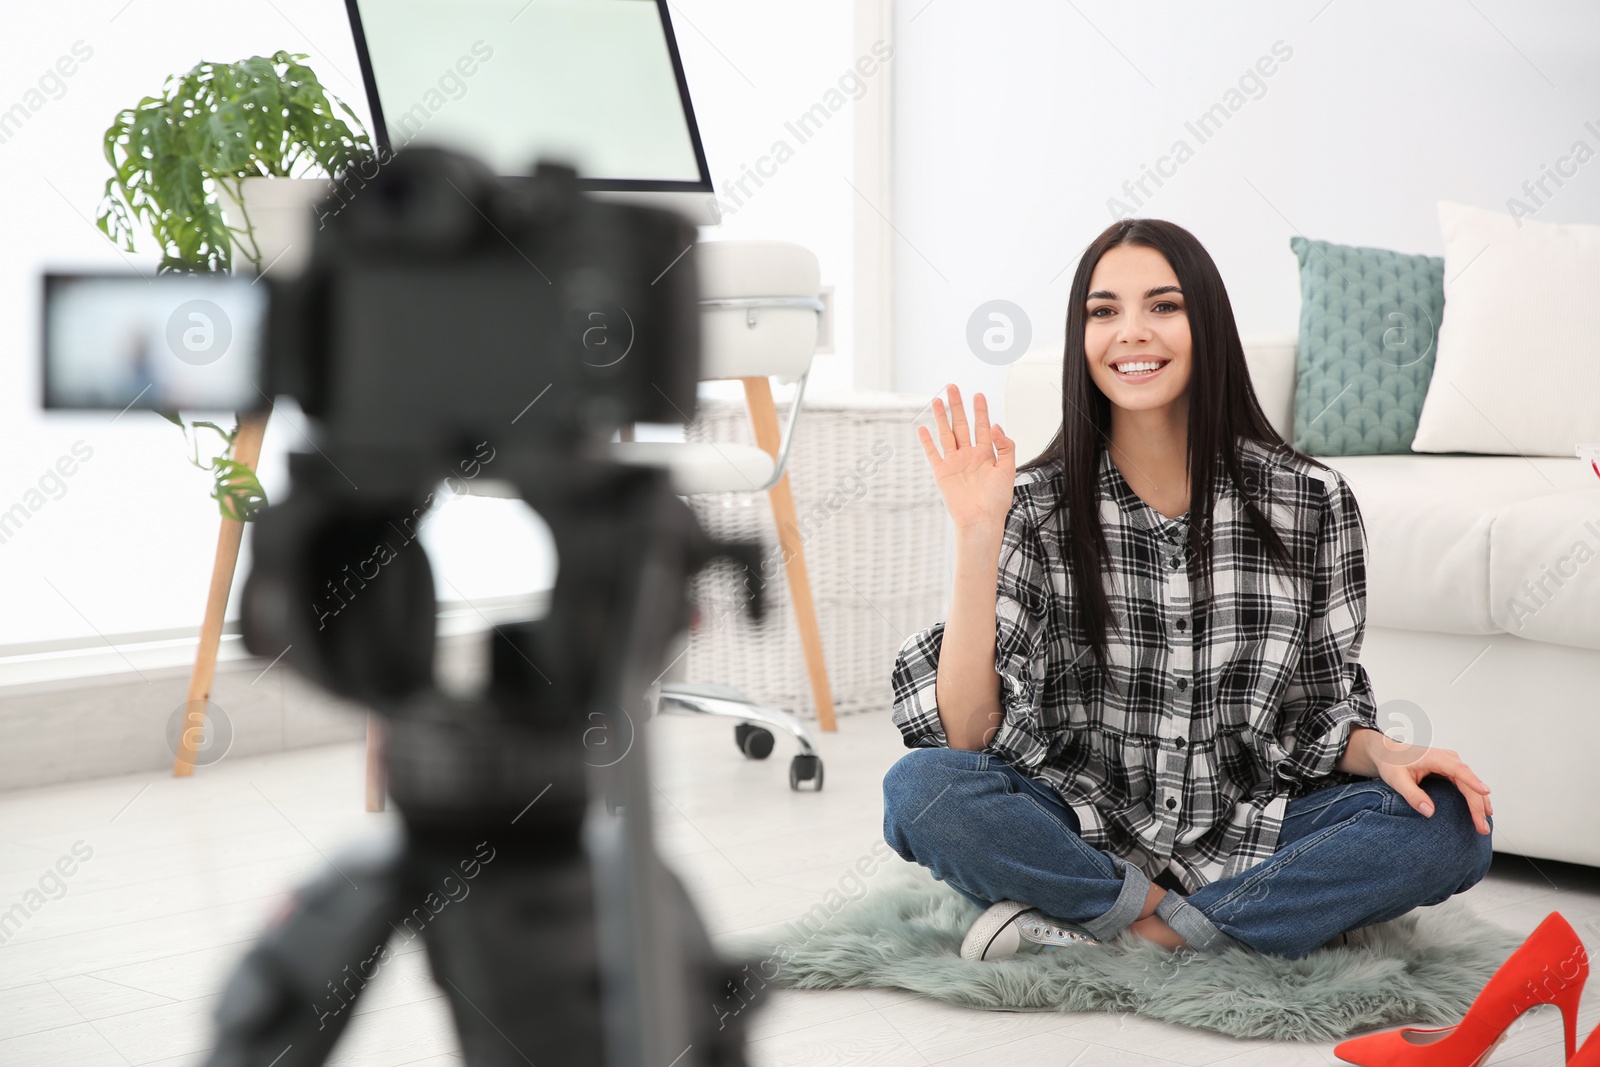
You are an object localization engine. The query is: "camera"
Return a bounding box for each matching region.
[44,147,699,446]
[42,146,764,1067]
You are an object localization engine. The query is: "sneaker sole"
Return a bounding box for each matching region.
[960,901,1035,962]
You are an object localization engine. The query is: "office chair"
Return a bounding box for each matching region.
[614,239,836,791]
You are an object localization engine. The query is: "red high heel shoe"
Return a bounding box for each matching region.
[1333,912,1588,1066]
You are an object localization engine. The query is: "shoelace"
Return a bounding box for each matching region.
[1016,914,1101,948]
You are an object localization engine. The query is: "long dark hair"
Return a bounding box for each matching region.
[1017,218,1331,692]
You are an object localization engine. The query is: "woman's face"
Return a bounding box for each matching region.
[1083,244,1193,414]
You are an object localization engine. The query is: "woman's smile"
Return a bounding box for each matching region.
[1109,357,1172,382]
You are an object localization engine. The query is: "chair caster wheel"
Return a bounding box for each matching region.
[735,723,775,760]
[789,754,823,791]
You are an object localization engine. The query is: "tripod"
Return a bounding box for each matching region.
[205,447,765,1067]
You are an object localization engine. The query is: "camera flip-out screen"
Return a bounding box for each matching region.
[42,273,268,413]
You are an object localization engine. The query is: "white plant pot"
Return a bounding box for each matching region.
[215,176,338,278]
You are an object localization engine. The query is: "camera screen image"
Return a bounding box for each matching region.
[42,273,267,412]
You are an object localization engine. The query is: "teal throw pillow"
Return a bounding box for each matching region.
[1289,236,1444,455]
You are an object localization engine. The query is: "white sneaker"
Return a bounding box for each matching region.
[960,900,1102,962]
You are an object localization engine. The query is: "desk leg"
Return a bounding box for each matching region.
[741,377,838,732]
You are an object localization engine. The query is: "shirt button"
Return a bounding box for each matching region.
[1174,737,1186,748]
[1166,797,1178,809]
[1169,557,1181,569]
[1176,619,1187,631]
[1176,678,1187,692]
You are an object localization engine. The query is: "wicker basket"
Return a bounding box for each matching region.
[684,391,951,720]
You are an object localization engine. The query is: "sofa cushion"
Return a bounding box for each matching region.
[1289,236,1443,457]
[1321,455,1596,642]
[1489,490,1600,651]
[1412,201,1600,457]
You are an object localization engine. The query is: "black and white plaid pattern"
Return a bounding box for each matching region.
[890,438,1380,893]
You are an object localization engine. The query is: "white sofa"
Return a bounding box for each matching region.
[1005,336,1600,871]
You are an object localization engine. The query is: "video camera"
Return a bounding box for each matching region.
[42,146,766,1066]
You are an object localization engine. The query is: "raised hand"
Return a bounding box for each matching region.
[918,385,1016,534]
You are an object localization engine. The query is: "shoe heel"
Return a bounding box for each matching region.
[1572,1019,1600,1067]
[1552,971,1585,1062]
[1482,914,1588,1050]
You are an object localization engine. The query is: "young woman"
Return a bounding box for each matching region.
[882,219,1495,961]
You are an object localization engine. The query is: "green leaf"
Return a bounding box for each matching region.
[212,458,268,522]
[189,419,238,448]
[96,52,368,513]
[95,51,374,274]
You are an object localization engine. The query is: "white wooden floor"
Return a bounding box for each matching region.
[2,711,1598,1066]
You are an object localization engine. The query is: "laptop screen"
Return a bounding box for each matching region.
[346,0,713,191]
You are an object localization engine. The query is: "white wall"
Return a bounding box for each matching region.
[0,0,862,651]
[890,0,1600,425]
[13,0,1595,651]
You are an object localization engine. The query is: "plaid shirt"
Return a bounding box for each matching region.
[890,438,1380,893]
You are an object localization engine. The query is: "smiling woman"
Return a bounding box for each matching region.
[884,218,1495,962]
[1081,244,1195,521]
[1016,219,1307,674]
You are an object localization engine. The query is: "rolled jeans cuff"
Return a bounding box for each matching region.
[1155,891,1249,954]
[1075,855,1151,944]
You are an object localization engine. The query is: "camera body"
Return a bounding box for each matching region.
[45,147,700,448]
[263,148,700,454]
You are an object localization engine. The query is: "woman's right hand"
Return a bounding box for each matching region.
[918,384,1016,534]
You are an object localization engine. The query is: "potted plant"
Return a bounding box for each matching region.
[96,50,374,519]
[96,51,380,785]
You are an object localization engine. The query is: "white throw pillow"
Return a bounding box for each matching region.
[1411,201,1600,456]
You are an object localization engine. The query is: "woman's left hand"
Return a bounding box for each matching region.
[1364,731,1493,835]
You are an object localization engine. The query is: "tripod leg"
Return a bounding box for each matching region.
[418,838,607,1067]
[204,835,405,1067]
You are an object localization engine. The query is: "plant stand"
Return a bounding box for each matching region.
[167,406,390,813]
[170,408,268,779]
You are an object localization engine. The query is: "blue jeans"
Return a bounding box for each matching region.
[881,747,1493,959]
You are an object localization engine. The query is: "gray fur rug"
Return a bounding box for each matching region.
[720,860,1526,1042]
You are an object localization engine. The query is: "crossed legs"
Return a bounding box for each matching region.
[882,746,1493,959]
